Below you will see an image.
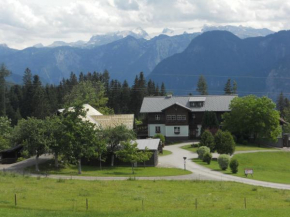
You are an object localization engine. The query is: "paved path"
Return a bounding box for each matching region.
[159,142,290,190]
[3,143,290,190]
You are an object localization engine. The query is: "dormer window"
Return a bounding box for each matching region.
[189,97,206,108]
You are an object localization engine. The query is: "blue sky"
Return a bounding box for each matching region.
[1,0,290,49]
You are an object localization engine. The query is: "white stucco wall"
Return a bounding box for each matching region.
[148,124,165,137]
[165,126,189,137]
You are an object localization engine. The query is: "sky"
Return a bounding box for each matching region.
[0,0,290,49]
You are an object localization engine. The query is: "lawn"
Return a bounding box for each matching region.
[159,150,172,157]
[1,172,290,216]
[182,143,275,153]
[26,161,191,177]
[194,152,290,184]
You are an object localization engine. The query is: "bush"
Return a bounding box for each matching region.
[203,152,212,164]
[230,158,239,174]
[215,130,236,155]
[200,130,215,152]
[217,154,230,170]
[154,134,165,146]
[197,146,210,160]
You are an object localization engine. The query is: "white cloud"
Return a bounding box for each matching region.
[0,0,290,49]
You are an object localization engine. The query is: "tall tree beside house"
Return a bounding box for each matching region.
[223,95,281,142]
[201,111,219,132]
[60,104,101,174]
[0,64,11,116]
[196,75,208,95]
[224,79,232,94]
[104,125,136,167]
[120,80,131,114]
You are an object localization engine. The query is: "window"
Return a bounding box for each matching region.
[177,115,186,121]
[155,126,161,133]
[174,127,180,134]
[190,102,204,107]
[166,115,176,121]
[155,114,161,120]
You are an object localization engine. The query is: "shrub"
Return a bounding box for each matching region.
[218,154,230,170]
[200,130,215,152]
[230,158,239,174]
[154,134,165,146]
[203,152,212,164]
[215,130,236,155]
[197,146,210,160]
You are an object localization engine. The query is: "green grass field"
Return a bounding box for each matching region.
[2,172,290,216]
[182,143,274,153]
[159,150,172,157]
[194,152,290,184]
[26,161,191,177]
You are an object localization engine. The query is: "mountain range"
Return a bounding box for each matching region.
[1,25,287,99]
[148,30,290,98]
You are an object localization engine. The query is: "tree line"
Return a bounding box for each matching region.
[0,65,166,125]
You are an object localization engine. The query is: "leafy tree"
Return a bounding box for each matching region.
[224,79,232,94]
[60,105,101,174]
[214,130,235,155]
[217,154,230,170]
[201,111,219,131]
[0,116,12,151]
[0,64,11,116]
[277,92,285,117]
[199,130,215,152]
[116,141,152,174]
[222,95,281,142]
[196,75,208,95]
[13,117,49,171]
[153,134,165,146]
[104,125,136,167]
[64,81,109,113]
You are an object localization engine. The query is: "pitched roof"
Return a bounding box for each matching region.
[140,95,237,113]
[91,114,134,130]
[134,138,160,150]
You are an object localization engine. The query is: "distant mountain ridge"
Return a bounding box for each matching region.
[148,30,290,98]
[1,33,199,84]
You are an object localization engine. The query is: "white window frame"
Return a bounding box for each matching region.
[155,114,161,120]
[177,115,186,121]
[155,126,161,133]
[174,127,180,134]
[166,115,176,121]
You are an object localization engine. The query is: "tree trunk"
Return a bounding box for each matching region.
[54,152,59,168]
[99,154,102,170]
[78,159,82,174]
[131,163,134,174]
[111,154,114,167]
[35,154,40,172]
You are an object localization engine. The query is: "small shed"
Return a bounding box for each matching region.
[0,145,23,164]
[135,138,160,166]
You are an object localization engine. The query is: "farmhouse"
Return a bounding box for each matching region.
[140,95,237,140]
[58,104,134,130]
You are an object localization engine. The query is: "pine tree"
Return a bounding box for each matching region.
[0,64,10,116]
[277,92,285,117]
[224,79,232,95]
[21,68,34,118]
[160,82,166,96]
[120,80,131,113]
[232,80,237,94]
[196,75,208,95]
